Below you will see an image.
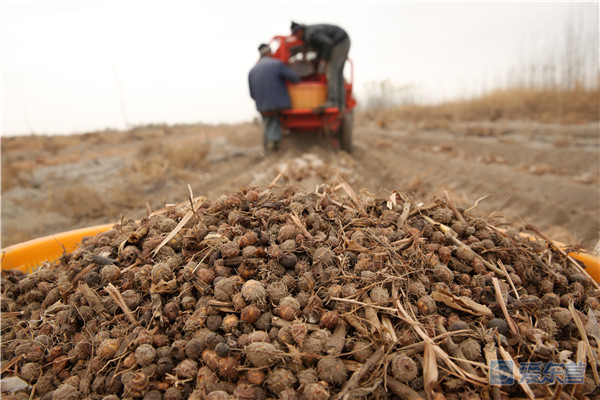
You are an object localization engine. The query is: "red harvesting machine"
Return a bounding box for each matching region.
[267,34,356,152]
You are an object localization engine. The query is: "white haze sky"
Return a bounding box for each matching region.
[0,1,593,136]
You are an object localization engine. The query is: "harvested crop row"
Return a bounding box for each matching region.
[1,184,599,400]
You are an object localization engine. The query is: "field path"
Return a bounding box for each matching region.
[2,120,598,249]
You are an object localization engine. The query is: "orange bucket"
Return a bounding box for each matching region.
[288,83,327,109]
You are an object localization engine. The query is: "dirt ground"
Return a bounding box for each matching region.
[2,118,599,251]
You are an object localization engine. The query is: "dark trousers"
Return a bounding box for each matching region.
[326,37,350,109]
[262,114,281,146]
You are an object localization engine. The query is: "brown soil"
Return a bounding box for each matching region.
[2,118,599,250]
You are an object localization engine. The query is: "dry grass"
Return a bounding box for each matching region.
[462,125,508,137]
[43,185,116,221]
[552,137,573,148]
[360,86,599,125]
[134,140,209,174]
[115,139,211,211]
[1,153,33,193]
[1,157,20,192]
[36,183,152,224]
[41,135,70,155]
[164,143,209,171]
[2,125,212,231]
[125,155,172,184]
[224,122,263,147]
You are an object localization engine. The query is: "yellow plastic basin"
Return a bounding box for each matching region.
[569,252,600,283]
[1,224,114,273]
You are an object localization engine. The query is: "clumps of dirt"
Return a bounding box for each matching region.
[251,153,358,189]
[2,184,599,399]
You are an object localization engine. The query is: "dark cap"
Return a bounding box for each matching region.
[258,43,271,56]
[291,21,304,33]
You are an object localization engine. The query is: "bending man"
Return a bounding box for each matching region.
[291,22,350,110]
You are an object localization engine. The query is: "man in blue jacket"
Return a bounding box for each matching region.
[291,22,350,110]
[249,44,301,151]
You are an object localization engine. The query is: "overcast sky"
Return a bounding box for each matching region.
[1,1,596,136]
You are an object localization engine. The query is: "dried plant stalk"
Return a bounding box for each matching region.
[491,277,519,336]
[325,321,347,356]
[393,286,487,386]
[423,342,438,400]
[444,190,465,224]
[361,294,384,337]
[385,375,425,400]
[422,215,506,277]
[152,197,205,256]
[435,322,477,377]
[335,346,385,400]
[497,346,535,400]
[105,283,137,325]
[344,314,370,339]
[568,303,600,384]
[483,342,502,400]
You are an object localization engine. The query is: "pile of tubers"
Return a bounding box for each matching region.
[2,184,599,400]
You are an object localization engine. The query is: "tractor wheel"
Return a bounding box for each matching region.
[339,111,354,153]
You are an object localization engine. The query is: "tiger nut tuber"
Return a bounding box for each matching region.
[218,356,239,381]
[51,383,79,400]
[432,264,454,284]
[174,359,198,380]
[301,383,330,399]
[390,355,419,383]
[319,310,340,330]
[317,356,347,386]
[205,391,231,400]
[459,338,482,361]
[417,295,437,315]
[245,342,278,368]
[97,339,120,360]
[241,280,267,303]
[279,253,297,270]
[124,371,150,398]
[241,305,261,324]
[246,369,266,386]
[221,314,239,332]
[135,344,156,367]
[369,286,390,304]
[266,367,298,393]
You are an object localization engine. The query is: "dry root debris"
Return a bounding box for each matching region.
[2,184,599,400]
